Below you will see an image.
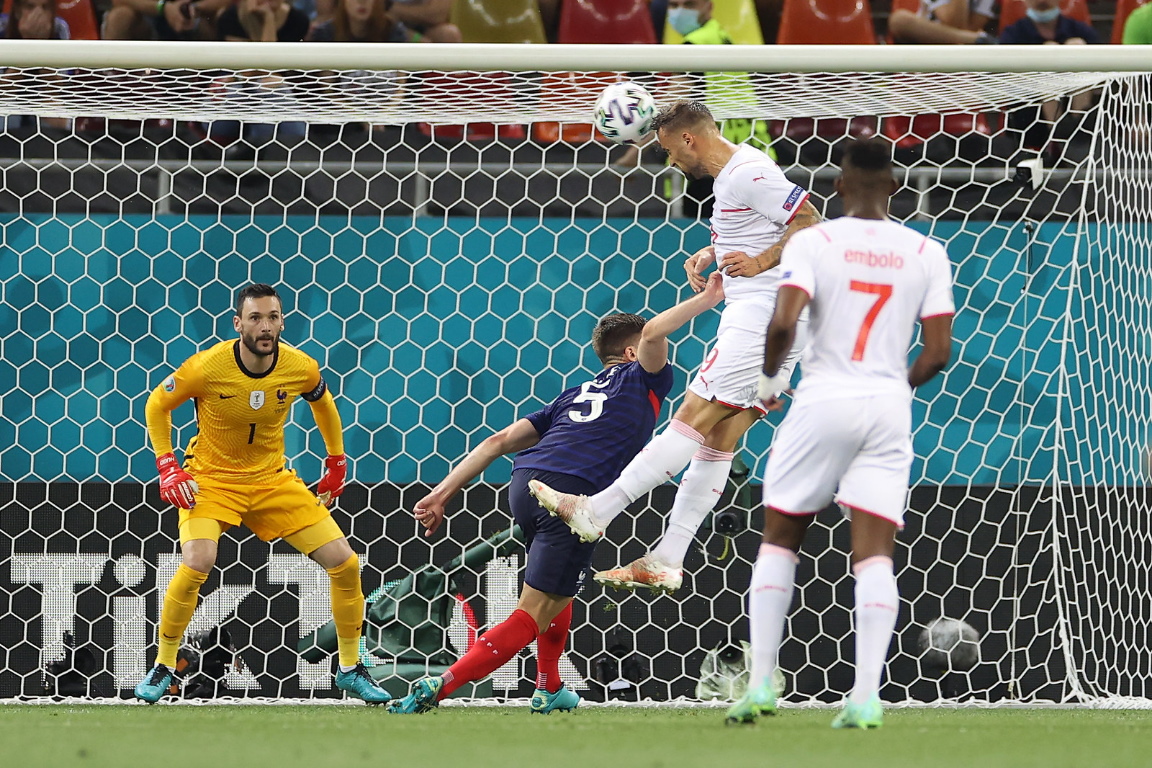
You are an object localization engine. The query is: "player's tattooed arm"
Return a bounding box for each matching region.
[720,199,822,278]
[413,418,541,537]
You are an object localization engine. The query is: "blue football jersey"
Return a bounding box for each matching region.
[513,361,675,492]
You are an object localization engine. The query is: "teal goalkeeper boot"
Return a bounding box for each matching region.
[831,696,884,729]
[724,684,777,725]
[334,663,392,705]
[134,664,175,704]
[387,676,443,714]
[530,684,581,714]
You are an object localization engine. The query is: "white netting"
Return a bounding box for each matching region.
[1,43,1149,706]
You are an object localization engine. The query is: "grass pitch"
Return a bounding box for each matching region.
[4,703,1151,768]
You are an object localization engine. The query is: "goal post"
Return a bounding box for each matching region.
[1,42,1149,706]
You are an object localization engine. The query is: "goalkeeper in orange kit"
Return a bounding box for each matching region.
[136,283,390,704]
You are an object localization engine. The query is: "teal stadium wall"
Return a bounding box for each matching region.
[0,215,1131,486]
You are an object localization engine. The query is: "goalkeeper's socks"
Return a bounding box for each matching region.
[748,543,798,691]
[588,420,704,527]
[439,609,539,699]
[534,603,572,694]
[649,449,733,568]
[849,556,898,706]
[326,554,366,669]
[156,563,209,668]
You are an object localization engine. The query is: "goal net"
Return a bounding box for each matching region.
[2,42,1149,706]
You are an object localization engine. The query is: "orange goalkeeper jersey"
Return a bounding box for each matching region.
[146,340,337,485]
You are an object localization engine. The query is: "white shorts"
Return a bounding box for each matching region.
[761,393,913,527]
[688,298,808,412]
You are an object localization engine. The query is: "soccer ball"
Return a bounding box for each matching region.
[593,82,657,145]
[918,617,981,672]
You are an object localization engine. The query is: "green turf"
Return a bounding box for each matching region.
[4,704,1152,768]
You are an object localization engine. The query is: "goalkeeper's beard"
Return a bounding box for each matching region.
[241,332,279,357]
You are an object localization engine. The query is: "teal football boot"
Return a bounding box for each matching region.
[134,664,175,704]
[334,663,392,705]
[724,684,777,725]
[387,676,443,714]
[831,696,884,729]
[529,685,581,714]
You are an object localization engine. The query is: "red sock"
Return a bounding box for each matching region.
[439,609,539,699]
[535,603,572,693]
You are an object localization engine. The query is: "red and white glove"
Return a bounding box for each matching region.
[316,454,347,506]
[157,452,198,509]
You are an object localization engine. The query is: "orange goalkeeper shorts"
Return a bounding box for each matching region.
[179,469,336,544]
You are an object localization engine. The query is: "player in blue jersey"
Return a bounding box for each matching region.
[389,274,725,715]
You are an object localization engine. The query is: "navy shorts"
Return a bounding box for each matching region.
[509,467,599,597]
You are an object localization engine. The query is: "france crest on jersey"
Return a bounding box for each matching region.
[514,361,675,492]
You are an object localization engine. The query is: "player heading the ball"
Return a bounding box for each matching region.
[389,277,725,715]
[136,283,391,705]
[727,138,955,729]
[533,99,820,593]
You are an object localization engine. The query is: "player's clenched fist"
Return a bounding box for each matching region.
[413,494,445,537]
[317,454,347,505]
[156,452,198,509]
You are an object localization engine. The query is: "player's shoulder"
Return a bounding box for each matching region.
[275,340,322,375]
[191,339,236,366]
[724,145,785,182]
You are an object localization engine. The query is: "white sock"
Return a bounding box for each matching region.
[339,663,357,673]
[748,542,798,691]
[649,448,733,568]
[849,556,898,705]
[588,420,704,527]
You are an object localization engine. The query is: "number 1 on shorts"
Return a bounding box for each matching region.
[849,281,893,362]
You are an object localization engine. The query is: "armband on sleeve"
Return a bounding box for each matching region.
[302,377,328,402]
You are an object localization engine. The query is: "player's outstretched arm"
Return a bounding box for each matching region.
[413,418,542,537]
[908,314,953,387]
[637,271,725,374]
[306,389,347,505]
[145,380,198,509]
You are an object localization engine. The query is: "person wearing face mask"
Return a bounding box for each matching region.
[999,0,1098,162]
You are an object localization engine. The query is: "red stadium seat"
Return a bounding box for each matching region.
[1113,0,1151,44]
[882,112,992,150]
[999,0,1090,31]
[557,0,657,44]
[777,0,877,45]
[2,0,99,39]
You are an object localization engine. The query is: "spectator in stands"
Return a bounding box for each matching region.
[2,0,70,132]
[1000,0,1098,161]
[385,0,460,42]
[889,0,998,44]
[1123,2,1152,44]
[219,0,310,40]
[1,0,68,38]
[308,0,409,41]
[103,0,232,41]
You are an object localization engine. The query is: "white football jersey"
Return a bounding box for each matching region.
[711,145,810,302]
[778,216,954,401]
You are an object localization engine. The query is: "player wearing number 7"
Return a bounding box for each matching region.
[136,283,391,705]
[727,139,954,729]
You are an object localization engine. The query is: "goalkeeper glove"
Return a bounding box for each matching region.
[157,452,198,509]
[317,454,347,505]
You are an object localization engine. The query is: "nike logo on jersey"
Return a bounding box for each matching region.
[219,394,236,399]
